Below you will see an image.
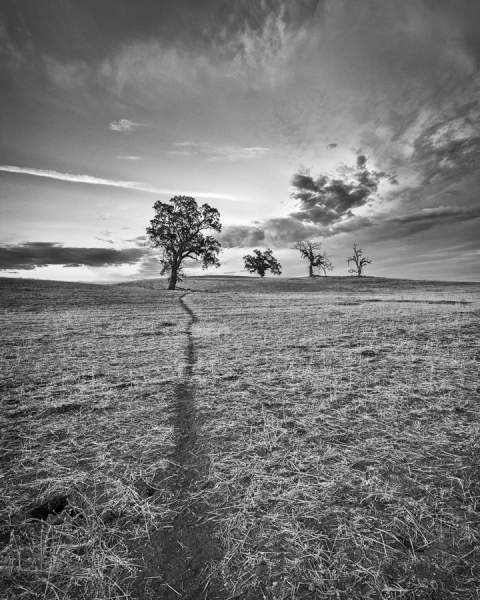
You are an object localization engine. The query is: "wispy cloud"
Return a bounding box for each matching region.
[0,165,241,200]
[0,165,143,188]
[124,235,149,247]
[109,119,144,132]
[116,155,142,160]
[171,142,271,161]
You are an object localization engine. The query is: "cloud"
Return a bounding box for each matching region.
[109,119,144,132]
[397,206,472,223]
[385,205,480,237]
[0,242,148,270]
[289,157,390,226]
[171,142,271,161]
[117,155,142,160]
[0,165,241,200]
[95,1,322,101]
[0,22,26,70]
[0,164,144,189]
[218,224,266,248]
[220,200,480,250]
[219,218,326,248]
[208,146,271,162]
[408,116,480,189]
[134,253,163,278]
[124,235,149,247]
[316,204,480,243]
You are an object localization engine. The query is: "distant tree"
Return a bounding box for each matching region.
[146,196,221,290]
[243,249,282,277]
[292,240,333,277]
[347,243,372,277]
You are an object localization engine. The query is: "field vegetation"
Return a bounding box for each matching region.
[1,279,186,598]
[1,275,479,599]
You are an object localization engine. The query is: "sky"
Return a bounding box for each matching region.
[1,0,479,282]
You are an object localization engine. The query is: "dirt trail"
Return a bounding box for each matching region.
[131,293,225,600]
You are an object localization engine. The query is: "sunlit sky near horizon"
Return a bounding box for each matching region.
[1,0,479,282]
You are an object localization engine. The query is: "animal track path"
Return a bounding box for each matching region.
[131,293,224,600]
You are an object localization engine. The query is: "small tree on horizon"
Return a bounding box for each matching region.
[243,249,282,277]
[347,243,372,277]
[146,196,221,290]
[292,240,333,277]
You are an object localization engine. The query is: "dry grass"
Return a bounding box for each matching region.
[183,279,480,599]
[2,275,480,599]
[0,279,187,599]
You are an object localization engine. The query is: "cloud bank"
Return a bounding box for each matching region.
[0,242,148,270]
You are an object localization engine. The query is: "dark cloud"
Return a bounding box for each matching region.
[218,224,266,248]
[410,118,480,188]
[289,159,388,226]
[397,206,472,223]
[388,206,480,237]
[337,205,480,244]
[273,0,480,165]
[219,218,325,248]
[263,218,327,244]
[220,201,480,251]
[0,242,147,270]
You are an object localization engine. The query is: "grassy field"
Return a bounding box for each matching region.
[1,275,479,599]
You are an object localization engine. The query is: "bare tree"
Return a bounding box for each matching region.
[347,243,372,277]
[292,240,333,277]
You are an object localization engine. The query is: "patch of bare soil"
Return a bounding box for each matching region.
[130,294,225,600]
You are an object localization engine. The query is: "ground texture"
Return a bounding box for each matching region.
[1,276,480,599]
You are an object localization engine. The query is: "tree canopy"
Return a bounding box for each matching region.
[243,248,282,277]
[146,196,221,290]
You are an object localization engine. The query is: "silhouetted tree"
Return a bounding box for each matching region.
[146,196,221,290]
[243,249,282,277]
[347,243,371,277]
[292,240,333,277]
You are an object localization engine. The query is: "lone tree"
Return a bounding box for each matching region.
[293,240,333,277]
[146,196,221,290]
[243,249,282,277]
[347,244,372,277]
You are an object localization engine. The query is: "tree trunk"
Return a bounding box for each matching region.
[308,263,313,278]
[168,263,178,290]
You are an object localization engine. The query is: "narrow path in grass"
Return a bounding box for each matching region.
[132,293,225,600]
